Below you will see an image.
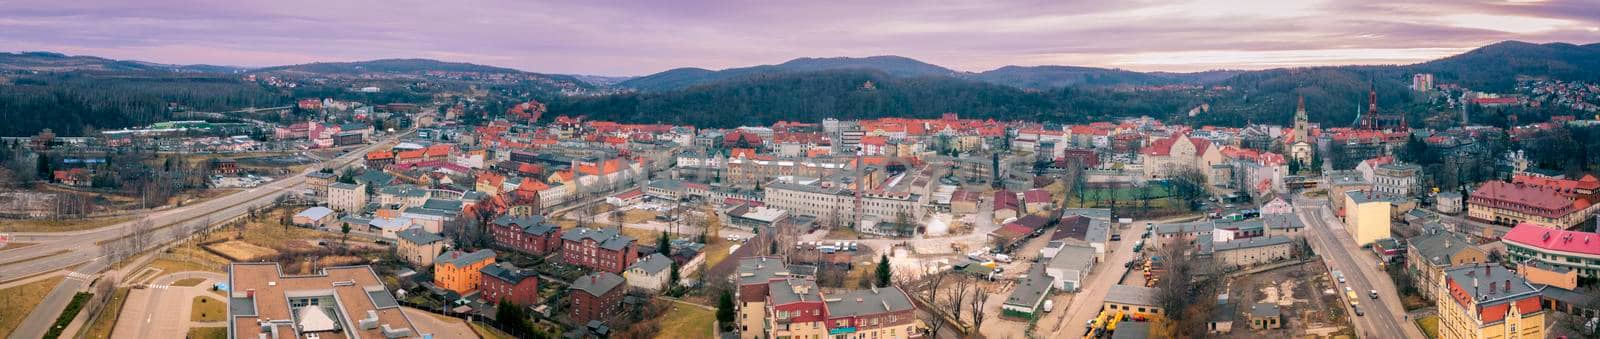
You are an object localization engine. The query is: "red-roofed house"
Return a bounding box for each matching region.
[993,190,1020,222]
[1511,173,1600,202]
[1141,134,1223,180]
[1023,189,1053,214]
[1503,223,1600,279]
[1467,181,1597,230]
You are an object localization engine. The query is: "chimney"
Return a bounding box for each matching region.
[591,275,597,284]
[1504,279,1511,293]
[452,251,460,259]
[1489,281,1497,294]
[1485,265,1491,277]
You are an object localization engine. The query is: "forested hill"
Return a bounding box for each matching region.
[617,56,957,91]
[550,69,1205,127]
[0,52,245,73]
[252,58,526,75]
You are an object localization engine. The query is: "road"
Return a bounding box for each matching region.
[1048,219,1152,338]
[2,131,407,339]
[1293,196,1424,339]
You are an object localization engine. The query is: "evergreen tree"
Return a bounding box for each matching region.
[875,254,892,288]
[658,230,671,257]
[36,153,50,180]
[716,289,736,324]
[668,262,681,290]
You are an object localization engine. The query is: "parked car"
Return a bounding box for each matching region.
[1352,305,1364,316]
[1369,290,1379,299]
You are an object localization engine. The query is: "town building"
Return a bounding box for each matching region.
[226,263,421,339]
[570,272,627,325]
[1503,223,1600,279]
[1044,244,1096,291]
[490,215,562,256]
[1343,190,1395,246]
[1373,162,1421,197]
[292,207,335,228]
[1003,266,1056,318]
[1103,285,1163,318]
[479,262,539,307]
[395,228,446,267]
[1406,230,1487,301]
[624,253,673,292]
[1468,180,1595,230]
[561,227,639,274]
[732,256,793,338]
[1212,236,1293,268]
[732,256,918,339]
[1436,264,1545,339]
[433,249,495,294]
[328,182,367,213]
[1140,133,1223,180]
[1249,303,1282,330]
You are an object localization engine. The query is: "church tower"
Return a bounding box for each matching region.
[1293,95,1309,142]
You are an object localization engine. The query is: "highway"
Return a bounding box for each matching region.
[1293,196,1424,339]
[2,131,406,339]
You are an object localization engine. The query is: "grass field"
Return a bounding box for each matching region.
[654,303,715,339]
[186,326,227,339]
[81,287,130,339]
[471,322,517,339]
[144,258,223,274]
[191,296,226,322]
[205,240,279,261]
[1415,315,1440,339]
[0,216,134,233]
[0,275,66,337]
[171,278,207,287]
[620,209,658,224]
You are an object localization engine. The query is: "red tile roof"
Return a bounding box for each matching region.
[1511,173,1600,194]
[1503,223,1600,256]
[1468,181,1577,218]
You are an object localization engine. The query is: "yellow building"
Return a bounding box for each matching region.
[1437,265,1545,339]
[433,249,495,294]
[1342,190,1393,246]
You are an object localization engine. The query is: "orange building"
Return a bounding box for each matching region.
[433,249,496,294]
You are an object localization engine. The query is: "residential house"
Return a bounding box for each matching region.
[396,228,446,268]
[479,262,539,307]
[561,227,639,274]
[433,249,496,294]
[570,272,626,325]
[624,253,674,292]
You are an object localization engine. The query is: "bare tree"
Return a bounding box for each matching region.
[968,281,988,330]
[947,273,972,321]
[129,218,156,254]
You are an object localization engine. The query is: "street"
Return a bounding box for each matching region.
[1293,196,1424,339]
[1,130,407,339]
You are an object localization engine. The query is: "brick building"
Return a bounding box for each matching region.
[570,272,626,325]
[490,215,561,256]
[561,227,638,274]
[479,262,539,307]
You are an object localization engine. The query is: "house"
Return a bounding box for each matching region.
[1003,266,1055,318]
[490,215,562,256]
[950,190,981,215]
[1045,244,1096,291]
[1023,189,1053,214]
[328,182,367,213]
[624,253,674,292]
[225,263,420,339]
[479,262,538,307]
[433,249,495,294]
[570,272,627,325]
[395,228,446,267]
[1249,303,1282,330]
[1407,230,1486,301]
[306,172,336,196]
[1103,285,1162,318]
[993,189,1019,222]
[561,227,639,274]
[292,207,336,228]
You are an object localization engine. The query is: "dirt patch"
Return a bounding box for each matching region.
[204,240,279,261]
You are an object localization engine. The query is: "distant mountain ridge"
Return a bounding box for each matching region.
[251,58,526,75]
[0,52,247,73]
[617,55,957,91]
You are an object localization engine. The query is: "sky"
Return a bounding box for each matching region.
[1,0,1598,76]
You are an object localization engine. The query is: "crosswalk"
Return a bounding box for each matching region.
[148,282,172,290]
[65,271,93,281]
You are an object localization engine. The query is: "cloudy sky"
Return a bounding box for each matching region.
[2,0,1597,76]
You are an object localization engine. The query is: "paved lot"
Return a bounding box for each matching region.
[400,307,475,338]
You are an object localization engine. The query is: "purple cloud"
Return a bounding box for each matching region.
[0,0,1596,75]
